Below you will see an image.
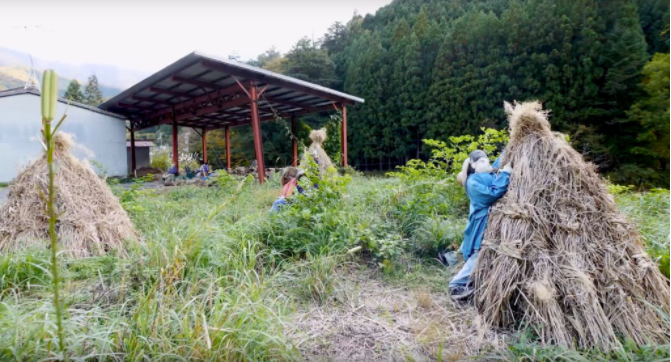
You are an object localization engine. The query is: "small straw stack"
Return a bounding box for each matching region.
[472,101,670,350]
[0,132,136,257]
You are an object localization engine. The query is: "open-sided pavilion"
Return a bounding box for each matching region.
[99,51,364,182]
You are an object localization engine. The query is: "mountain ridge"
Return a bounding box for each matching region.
[0,47,149,97]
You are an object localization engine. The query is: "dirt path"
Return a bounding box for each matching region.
[285,265,505,361]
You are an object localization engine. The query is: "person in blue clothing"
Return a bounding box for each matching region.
[449,149,512,301]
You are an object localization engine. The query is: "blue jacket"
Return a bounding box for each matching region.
[461,155,510,259]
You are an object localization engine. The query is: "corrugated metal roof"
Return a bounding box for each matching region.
[0,87,126,119]
[98,51,363,130]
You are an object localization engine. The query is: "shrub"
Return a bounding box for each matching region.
[257,157,353,258]
[412,216,466,257]
[385,128,506,243]
[150,148,171,171]
[388,127,508,181]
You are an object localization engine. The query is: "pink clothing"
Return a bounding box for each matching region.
[281,178,297,197]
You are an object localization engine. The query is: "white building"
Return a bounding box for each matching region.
[0,88,128,183]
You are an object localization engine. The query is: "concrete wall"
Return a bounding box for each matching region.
[0,93,127,182]
[126,147,151,174]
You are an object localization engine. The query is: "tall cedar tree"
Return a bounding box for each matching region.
[64,79,84,103]
[83,74,104,106]
[618,53,670,187]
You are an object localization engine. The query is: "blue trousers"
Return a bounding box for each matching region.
[270,198,288,212]
[449,249,480,288]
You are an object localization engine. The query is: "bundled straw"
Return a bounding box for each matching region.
[472,101,670,350]
[304,128,333,172]
[0,132,136,257]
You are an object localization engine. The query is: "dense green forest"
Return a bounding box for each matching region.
[148,0,669,187]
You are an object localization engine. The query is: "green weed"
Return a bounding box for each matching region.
[0,159,667,360]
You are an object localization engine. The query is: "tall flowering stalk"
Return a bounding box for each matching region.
[41,69,68,360]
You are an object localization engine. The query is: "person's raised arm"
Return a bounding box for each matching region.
[468,168,511,206]
[492,149,506,169]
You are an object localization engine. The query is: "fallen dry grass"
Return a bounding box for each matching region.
[286,264,507,361]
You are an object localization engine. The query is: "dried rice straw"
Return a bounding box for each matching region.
[472,101,670,350]
[303,128,333,173]
[0,132,136,257]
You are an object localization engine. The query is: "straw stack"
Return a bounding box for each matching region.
[472,101,670,350]
[304,128,334,173]
[0,132,136,257]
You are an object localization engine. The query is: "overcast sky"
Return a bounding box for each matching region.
[1,0,391,72]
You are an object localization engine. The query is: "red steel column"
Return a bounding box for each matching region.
[249,83,266,183]
[225,126,231,170]
[291,114,298,166]
[172,119,179,172]
[130,122,137,175]
[201,128,208,164]
[341,105,348,167]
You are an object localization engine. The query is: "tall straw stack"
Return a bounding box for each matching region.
[472,101,670,350]
[304,128,333,173]
[0,132,136,257]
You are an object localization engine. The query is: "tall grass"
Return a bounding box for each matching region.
[612,187,670,277]
[0,172,668,360]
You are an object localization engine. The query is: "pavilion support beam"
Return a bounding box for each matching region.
[118,102,155,111]
[341,104,348,168]
[130,122,137,175]
[249,83,266,183]
[258,103,337,122]
[143,83,250,124]
[225,126,231,170]
[174,96,249,122]
[291,114,298,167]
[149,86,190,98]
[202,128,208,164]
[172,119,179,173]
[133,96,176,106]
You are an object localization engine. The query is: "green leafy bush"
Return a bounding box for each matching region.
[412,216,466,257]
[150,148,171,171]
[388,128,508,180]
[257,157,353,258]
[384,129,507,247]
[323,113,343,166]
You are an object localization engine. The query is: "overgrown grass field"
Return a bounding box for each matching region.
[1,169,669,361]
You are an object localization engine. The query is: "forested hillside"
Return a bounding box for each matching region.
[151,0,669,187]
[336,0,669,186]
